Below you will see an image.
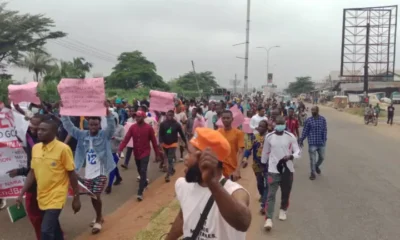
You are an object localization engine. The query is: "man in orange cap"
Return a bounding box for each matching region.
[166,128,251,240]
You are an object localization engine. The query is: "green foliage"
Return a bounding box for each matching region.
[106,51,169,91]
[0,3,66,64]
[17,50,55,81]
[168,71,219,97]
[37,81,59,102]
[106,87,151,102]
[285,76,315,95]
[44,57,93,82]
[0,78,12,103]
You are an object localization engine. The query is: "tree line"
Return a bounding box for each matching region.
[0,3,220,102]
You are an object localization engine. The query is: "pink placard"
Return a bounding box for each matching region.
[123,122,134,147]
[8,82,40,104]
[149,90,176,112]
[58,78,106,116]
[216,105,245,129]
[242,117,252,133]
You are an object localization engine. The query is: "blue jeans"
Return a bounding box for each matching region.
[308,145,326,174]
[260,173,269,209]
[41,209,63,240]
[108,153,121,187]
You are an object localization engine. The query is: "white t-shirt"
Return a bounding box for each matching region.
[204,110,217,129]
[261,131,301,173]
[175,177,247,240]
[85,139,103,179]
[189,105,196,112]
[250,114,268,134]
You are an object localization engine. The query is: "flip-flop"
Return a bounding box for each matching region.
[92,222,102,234]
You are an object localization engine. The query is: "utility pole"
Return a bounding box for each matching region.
[364,23,370,102]
[244,0,251,95]
[191,60,201,98]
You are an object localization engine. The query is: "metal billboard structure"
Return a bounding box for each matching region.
[340,5,398,94]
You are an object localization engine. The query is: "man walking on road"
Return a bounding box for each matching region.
[118,110,161,201]
[261,116,301,231]
[387,104,395,125]
[165,128,251,240]
[159,110,187,183]
[218,110,245,180]
[17,119,81,240]
[299,106,327,180]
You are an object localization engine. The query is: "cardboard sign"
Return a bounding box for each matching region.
[149,90,176,112]
[8,82,40,105]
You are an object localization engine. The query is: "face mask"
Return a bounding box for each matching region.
[275,124,286,132]
[185,163,202,183]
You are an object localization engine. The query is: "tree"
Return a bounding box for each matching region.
[169,71,219,94]
[285,76,315,95]
[0,3,66,65]
[17,50,55,81]
[44,57,93,82]
[106,51,169,90]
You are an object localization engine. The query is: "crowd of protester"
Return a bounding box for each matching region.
[0,92,328,240]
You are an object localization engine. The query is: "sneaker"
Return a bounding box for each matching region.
[114,177,122,186]
[264,219,273,231]
[316,166,321,174]
[165,175,170,183]
[278,209,287,221]
[105,186,111,194]
[136,176,140,182]
[0,199,6,210]
[121,164,128,169]
[137,195,143,202]
[309,173,316,180]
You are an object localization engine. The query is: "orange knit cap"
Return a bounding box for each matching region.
[190,128,231,162]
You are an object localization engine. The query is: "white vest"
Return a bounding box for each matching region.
[175,177,247,240]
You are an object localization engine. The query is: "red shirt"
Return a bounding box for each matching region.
[118,123,159,159]
[285,117,299,136]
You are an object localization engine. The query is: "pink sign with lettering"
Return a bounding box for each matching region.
[58,78,106,116]
[8,82,40,104]
[149,90,176,112]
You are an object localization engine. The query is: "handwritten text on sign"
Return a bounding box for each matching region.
[58,78,106,116]
[0,108,27,198]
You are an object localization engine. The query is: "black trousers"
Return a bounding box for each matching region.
[387,114,394,125]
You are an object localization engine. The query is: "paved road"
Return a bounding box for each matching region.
[0,151,170,240]
[247,105,400,240]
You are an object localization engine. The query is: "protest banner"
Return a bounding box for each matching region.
[8,82,40,105]
[216,105,245,129]
[149,90,176,112]
[0,108,27,199]
[242,117,252,134]
[58,78,106,116]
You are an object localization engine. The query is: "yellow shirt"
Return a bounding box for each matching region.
[31,139,75,210]
[217,128,245,177]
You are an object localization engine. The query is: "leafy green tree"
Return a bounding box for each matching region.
[285,76,315,95]
[0,3,66,65]
[17,50,55,81]
[44,57,93,82]
[106,51,169,90]
[169,71,219,94]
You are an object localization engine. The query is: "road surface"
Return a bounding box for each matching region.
[0,151,169,240]
[247,105,400,240]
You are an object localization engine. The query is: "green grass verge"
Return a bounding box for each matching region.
[134,200,180,240]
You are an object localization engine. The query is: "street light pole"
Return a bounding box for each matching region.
[257,45,280,84]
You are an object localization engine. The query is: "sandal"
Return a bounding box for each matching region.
[92,222,102,234]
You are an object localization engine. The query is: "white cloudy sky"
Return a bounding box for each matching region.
[6,0,400,89]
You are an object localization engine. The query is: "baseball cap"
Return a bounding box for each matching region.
[190,128,231,162]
